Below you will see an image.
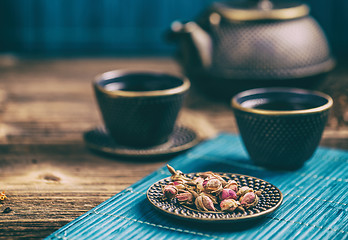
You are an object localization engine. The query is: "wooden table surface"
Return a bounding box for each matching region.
[0,57,347,239]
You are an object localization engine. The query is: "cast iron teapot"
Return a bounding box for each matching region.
[168,0,335,99]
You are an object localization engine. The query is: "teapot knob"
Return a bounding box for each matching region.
[258,0,273,10]
[209,12,221,25]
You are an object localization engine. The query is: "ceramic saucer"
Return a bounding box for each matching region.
[147,173,283,223]
[83,126,201,158]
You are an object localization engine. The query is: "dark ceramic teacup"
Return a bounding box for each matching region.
[231,87,333,170]
[93,70,190,147]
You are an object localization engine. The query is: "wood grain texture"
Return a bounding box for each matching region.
[0,57,347,239]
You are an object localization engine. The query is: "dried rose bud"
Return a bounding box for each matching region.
[201,192,218,204]
[171,174,191,183]
[167,165,191,183]
[240,192,259,209]
[162,184,178,200]
[199,171,214,179]
[202,177,223,194]
[195,195,216,211]
[219,188,237,201]
[216,175,227,187]
[167,164,177,175]
[192,177,204,185]
[173,181,186,190]
[199,172,226,184]
[225,180,239,192]
[176,190,194,205]
[189,189,199,198]
[237,186,253,197]
[191,177,205,192]
[211,173,227,186]
[220,199,239,212]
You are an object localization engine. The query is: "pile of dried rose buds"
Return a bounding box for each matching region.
[162,165,261,213]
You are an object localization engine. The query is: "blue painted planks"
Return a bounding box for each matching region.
[2,0,345,56]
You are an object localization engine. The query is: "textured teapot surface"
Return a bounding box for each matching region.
[168,0,335,99]
[197,14,334,79]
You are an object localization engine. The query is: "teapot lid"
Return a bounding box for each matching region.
[211,0,309,21]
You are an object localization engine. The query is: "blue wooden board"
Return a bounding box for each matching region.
[1,0,347,56]
[46,134,348,240]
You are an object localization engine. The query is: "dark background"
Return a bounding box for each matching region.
[0,0,347,58]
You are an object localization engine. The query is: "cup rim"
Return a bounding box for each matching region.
[94,70,190,97]
[231,87,333,115]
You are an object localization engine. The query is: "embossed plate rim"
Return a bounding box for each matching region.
[83,125,201,157]
[147,173,283,223]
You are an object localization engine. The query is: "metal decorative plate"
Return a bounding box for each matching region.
[147,173,283,223]
[83,125,200,158]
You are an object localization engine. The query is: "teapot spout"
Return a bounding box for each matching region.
[167,21,213,69]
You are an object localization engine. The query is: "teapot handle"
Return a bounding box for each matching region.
[166,21,213,69]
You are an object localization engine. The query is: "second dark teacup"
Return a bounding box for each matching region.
[93,70,190,147]
[232,87,333,170]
